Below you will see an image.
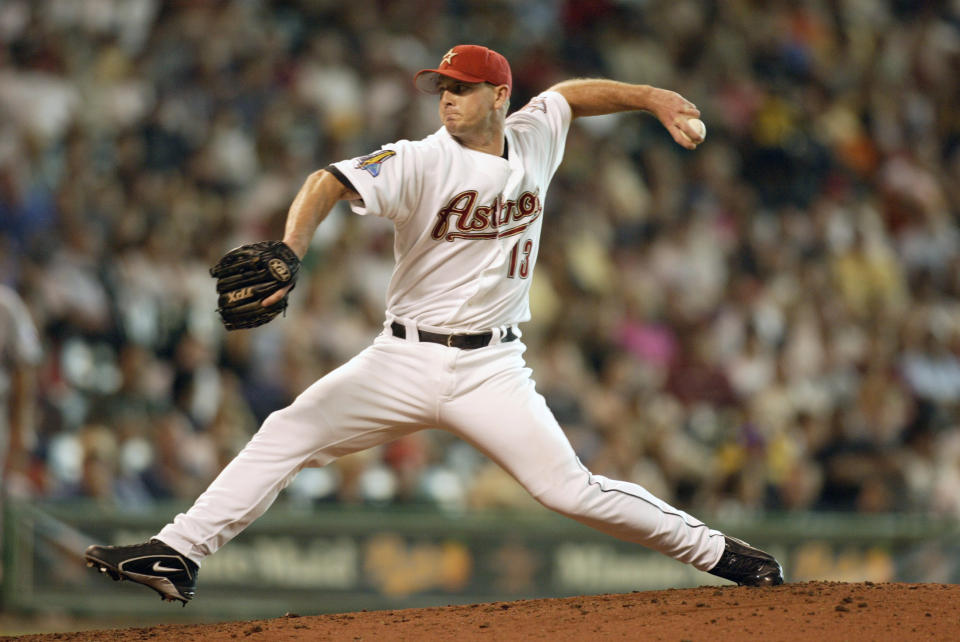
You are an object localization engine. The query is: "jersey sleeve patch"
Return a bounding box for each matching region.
[355,149,396,177]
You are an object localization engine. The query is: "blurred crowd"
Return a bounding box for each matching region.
[2,0,960,520]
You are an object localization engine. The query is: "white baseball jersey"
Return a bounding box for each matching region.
[330,91,570,332]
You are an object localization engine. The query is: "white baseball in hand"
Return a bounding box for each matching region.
[684,118,706,144]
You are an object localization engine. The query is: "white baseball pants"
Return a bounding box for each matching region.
[157,329,725,571]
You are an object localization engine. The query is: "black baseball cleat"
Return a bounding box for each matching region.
[84,539,199,605]
[708,536,784,587]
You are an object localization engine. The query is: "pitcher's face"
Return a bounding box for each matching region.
[436,78,506,138]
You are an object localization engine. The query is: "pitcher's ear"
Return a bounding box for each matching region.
[493,84,510,109]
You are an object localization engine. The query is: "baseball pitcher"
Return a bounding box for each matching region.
[86,45,783,604]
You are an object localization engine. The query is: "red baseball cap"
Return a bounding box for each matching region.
[414,45,512,95]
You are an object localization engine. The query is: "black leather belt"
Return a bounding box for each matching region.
[391,321,517,349]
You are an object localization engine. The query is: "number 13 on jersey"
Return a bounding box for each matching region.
[507,239,534,279]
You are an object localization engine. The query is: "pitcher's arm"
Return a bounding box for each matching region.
[549,78,702,149]
[262,169,359,307]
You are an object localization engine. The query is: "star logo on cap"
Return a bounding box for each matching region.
[441,49,458,66]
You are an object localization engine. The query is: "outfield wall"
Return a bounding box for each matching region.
[2,501,957,622]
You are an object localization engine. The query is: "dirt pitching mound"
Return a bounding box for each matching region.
[4,581,955,641]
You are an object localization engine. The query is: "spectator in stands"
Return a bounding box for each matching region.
[0,283,42,498]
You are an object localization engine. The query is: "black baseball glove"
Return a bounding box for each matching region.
[210,240,301,330]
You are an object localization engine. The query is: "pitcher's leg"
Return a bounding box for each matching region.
[158,338,435,564]
[442,346,725,570]
[157,400,412,563]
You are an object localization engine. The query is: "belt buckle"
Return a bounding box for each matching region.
[447,333,455,347]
